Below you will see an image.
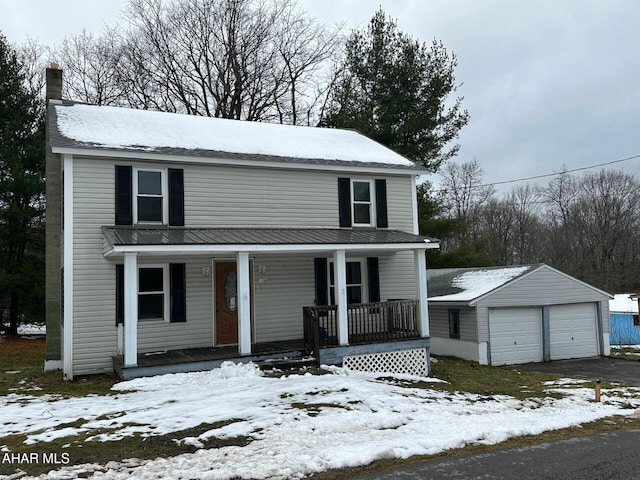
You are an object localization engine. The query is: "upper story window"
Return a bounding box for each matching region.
[116,166,184,227]
[338,177,388,229]
[135,169,166,224]
[352,180,373,226]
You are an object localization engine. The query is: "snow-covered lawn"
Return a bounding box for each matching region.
[2,362,640,480]
[16,324,46,336]
[610,344,640,359]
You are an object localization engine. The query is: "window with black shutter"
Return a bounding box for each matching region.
[115,263,187,323]
[115,166,184,226]
[338,177,388,228]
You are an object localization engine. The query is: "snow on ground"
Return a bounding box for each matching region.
[611,345,640,358]
[3,362,640,480]
[16,324,46,335]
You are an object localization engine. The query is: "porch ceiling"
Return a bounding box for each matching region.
[102,226,439,256]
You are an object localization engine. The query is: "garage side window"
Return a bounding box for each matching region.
[448,309,460,339]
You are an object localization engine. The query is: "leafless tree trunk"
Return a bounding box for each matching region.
[439,158,495,249]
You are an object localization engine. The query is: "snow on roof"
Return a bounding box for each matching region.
[53,103,416,167]
[610,294,639,313]
[428,266,532,302]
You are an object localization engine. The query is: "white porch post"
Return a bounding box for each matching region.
[124,253,138,366]
[237,251,252,355]
[334,250,349,346]
[414,249,430,337]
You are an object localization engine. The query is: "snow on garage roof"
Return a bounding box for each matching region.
[427,265,535,302]
[51,103,418,168]
[610,294,639,313]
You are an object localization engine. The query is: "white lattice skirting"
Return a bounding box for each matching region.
[342,348,428,376]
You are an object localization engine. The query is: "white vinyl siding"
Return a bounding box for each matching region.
[378,251,416,301]
[427,304,478,342]
[70,155,419,375]
[252,254,314,343]
[73,160,118,375]
[137,258,213,353]
[186,165,414,231]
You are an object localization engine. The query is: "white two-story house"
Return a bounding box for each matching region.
[44,66,438,380]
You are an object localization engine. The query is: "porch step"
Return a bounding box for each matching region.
[254,356,318,371]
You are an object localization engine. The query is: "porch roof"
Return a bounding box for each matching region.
[102,226,438,256]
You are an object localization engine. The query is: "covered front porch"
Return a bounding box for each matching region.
[103,227,437,378]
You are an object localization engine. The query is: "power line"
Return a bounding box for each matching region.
[430,153,640,193]
[477,154,640,188]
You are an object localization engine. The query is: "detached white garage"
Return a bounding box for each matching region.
[427,264,612,366]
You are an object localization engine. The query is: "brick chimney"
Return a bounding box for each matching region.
[45,63,63,371]
[45,63,63,102]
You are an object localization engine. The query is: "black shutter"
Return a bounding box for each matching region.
[168,168,185,226]
[367,257,380,302]
[115,165,133,225]
[375,179,388,228]
[170,263,186,322]
[338,177,351,227]
[314,258,328,306]
[116,264,124,325]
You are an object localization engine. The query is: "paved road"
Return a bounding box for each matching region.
[513,357,640,387]
[349,430,640,479]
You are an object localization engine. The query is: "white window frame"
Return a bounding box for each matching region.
[133,168,168,225]
[351,179,375,227]
[328,258,368,305]
[138,264,170,322]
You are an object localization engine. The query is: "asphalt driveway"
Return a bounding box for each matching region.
[513,357,640,387]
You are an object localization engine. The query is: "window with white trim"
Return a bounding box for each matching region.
[135,169,166,224]
[329,260,366,305]
[138,265,169,321]
[351,180,374,226]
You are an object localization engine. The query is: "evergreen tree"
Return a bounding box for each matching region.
[0,33,45,335]
[322,9,469,171]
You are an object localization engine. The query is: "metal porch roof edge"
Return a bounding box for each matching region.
[102,227,439,255]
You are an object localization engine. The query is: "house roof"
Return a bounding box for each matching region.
[610,294,639,313]
[427,264,613,305]
[102,227,438,256]
[427,265,536,303]
[49,102,422,171]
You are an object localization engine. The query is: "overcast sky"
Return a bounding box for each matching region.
[1,0,639,191]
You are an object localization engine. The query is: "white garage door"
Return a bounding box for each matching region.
[490,307,543,365]
[550,303,598,360]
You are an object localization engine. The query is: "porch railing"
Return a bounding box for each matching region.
[303,300,420,354]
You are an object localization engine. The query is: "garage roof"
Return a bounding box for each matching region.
[427,265,535,302]
[427,264,612,304]
[610,294,639,313]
